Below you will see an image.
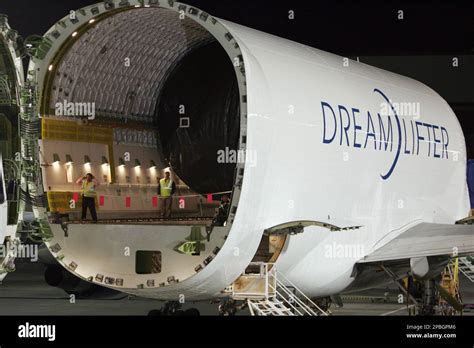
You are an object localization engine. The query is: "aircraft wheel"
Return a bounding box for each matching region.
[184,308,200,316]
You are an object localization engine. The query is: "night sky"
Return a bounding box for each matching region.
[0,0,473,56]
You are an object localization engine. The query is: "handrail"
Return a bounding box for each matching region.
[459,257,474,282]
[45,189,232,200]
[236,262,329,316]
[267,282,305,315]
[269,279,318,316]
[272,268,329,316]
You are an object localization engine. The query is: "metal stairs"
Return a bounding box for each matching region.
[459,256,474,282]
[230,262,330,316]
[248,299,295,316]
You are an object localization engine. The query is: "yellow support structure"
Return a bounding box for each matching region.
[438,258,462,315]
[41,118,113,144]
[47,191,98,213]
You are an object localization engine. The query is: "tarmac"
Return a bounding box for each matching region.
[0,261,473,316]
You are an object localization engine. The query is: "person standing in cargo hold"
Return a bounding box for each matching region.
[76,173,99,223]
[158,171,176,218]
[213,195,230,226]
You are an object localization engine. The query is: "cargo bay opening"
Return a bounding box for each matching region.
[39,7,242,225]
[27,4,248,291]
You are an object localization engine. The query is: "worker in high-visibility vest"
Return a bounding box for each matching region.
[157,171,176,218]
[206,194,231,242]
[76,173,99,222]
[212,195,230,226]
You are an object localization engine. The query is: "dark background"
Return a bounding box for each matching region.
[1,0,473,157]
[1,0,473,55]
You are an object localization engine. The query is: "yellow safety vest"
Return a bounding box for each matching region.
[82,180,97,198]
[160,178,173,197]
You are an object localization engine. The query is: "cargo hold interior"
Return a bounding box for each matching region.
[39,7,241,222]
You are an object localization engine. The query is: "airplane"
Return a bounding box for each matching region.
[1,0,473,315]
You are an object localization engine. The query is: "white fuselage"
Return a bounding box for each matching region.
[161,19,469,299]
[25,1,470,300]
[131,17,468,299]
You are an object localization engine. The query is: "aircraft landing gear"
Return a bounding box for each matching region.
[218,298,237,316]
[417,279,437,316]
[217,298,247,317]
[312,296,332,312]
[217,298,246,316]
[402,275,454,316]
[148,301,200,316]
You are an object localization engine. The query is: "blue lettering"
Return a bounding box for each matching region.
[319,92,450,181]
[441,126,449,159]
[415,121,424,155]
[403,119,410,154]
[321,102,337,144]
[378,113,393,151]
[423,123,432,157]
[338,105,351,146]
[364,111,377,149]
[352,108,362,148]
[432,125,441,158]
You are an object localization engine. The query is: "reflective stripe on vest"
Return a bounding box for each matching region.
[82,180,96,197]
[160,178,173,197]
